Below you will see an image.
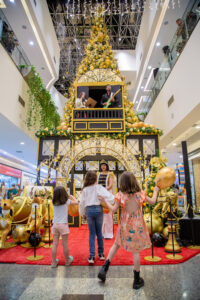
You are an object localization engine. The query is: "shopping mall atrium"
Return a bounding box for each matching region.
[0,0,200,299]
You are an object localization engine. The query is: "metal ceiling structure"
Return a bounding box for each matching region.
[46,0,144,94]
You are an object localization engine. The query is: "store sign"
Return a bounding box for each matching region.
[0,164,22,178]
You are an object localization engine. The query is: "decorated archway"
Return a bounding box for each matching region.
[56,137,141,186]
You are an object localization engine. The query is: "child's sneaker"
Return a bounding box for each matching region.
[65,256,73,266]
[88,256,95,264]
[51,259,59,268]
[98,253,105,260]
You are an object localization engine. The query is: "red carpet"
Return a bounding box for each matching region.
[0,225,199,266]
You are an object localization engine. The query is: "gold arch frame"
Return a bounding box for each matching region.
[56,137,141,186]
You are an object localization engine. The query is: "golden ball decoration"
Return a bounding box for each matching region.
[144,213,164,234]
[163,226,169,239]
[13,196,32,223]
[68,204,79,217]
[100,202,110,214]
[155,167,176,189]
[12,225,29,244]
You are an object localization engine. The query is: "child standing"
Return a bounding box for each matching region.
[51,186,78,268]
[79,171,114,264]
[97,171,159,289]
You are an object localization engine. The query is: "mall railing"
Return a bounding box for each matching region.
[143,0,200,115]
[0,10,30,74]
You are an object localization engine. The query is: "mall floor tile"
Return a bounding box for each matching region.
[0,254,200,300]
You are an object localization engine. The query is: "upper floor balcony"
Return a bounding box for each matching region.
[142,0,200,116]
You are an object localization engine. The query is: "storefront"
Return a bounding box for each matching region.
[21,172,37,188]
[0,164,21,188]
[188,150,200,213]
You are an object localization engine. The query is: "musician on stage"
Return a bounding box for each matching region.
[101,85,120,108]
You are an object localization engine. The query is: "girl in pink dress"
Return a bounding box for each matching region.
[97,171,159,289]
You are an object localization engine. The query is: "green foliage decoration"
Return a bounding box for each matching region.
[24,65,60,130]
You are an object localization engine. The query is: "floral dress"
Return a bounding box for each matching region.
[115,191,151,253]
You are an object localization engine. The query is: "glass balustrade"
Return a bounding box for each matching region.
[0,9,30,74]
[142,0,200,115]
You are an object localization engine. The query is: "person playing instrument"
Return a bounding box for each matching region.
[75,91,87,108]
[101,85,120,108]
[98,160,115,239]
[97,171,159,289]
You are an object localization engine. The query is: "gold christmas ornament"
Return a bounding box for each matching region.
[100,202,110,214]
[144,213,164,234]
[12,225,29,244]
[163,226,169,239]
[155,167,176,189]
[68,204,79,217]
[13,196,32,223]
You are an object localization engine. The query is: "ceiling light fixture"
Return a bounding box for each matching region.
[20,142,25,145]
[195,125,200,129]
[29,40,34,46]
[141,86,144,89]
[172,143,177,146]
[156,42,161,47]
[9,0,15,3]
[148,65,152,70]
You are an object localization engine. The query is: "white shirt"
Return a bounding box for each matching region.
[76,98,86,108]
[53,200,71,224]
[79,184,114,216]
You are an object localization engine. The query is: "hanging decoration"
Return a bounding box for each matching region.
[24,65,60,131]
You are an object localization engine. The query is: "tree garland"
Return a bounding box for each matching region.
[35,126,162,139]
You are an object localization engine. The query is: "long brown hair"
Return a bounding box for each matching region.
[82,171,97,189]
[119,171,141,194]
[53,186,69,206]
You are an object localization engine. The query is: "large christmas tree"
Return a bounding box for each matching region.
[35,7,162,138]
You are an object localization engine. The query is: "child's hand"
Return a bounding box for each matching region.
[154,186,160,193]
[98,196,105,202]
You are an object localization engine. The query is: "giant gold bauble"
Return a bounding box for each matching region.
[155,167,176,189]
[13,196,32,223]
[12,225,29,244]
[68,204,79,217]
[163,226,169,239]
[100,202,110,214]
[144,213,163,234]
